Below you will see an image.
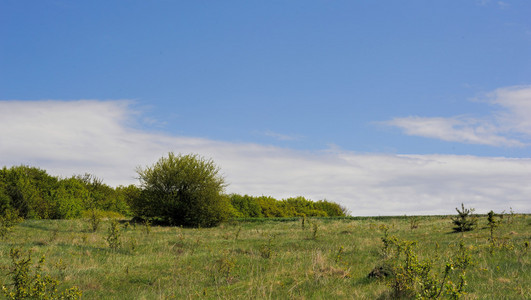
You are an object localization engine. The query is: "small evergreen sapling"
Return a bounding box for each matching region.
[452,203,477,233]
[487,210,502,253]
[487,210,501,241]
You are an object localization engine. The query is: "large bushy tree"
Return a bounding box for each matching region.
[134,153,230,227]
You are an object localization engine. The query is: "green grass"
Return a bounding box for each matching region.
[0,215,529,299]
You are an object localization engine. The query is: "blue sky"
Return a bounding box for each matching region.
[1,1,530,215]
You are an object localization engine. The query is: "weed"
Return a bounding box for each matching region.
[410,217,419,230]
[49,227,59,243]
[143,220,151,235]
[506,207,515,224]
[311,223,319,240]
[211,254,237,285]
[128,237,138,253]
[88,208,101,232]
[259,235,275,259]
[234,226,242,240]
[190,237,201,255]
[334,246,344,264]
[380,224,399,259]
[80,233,88,244]
[1,248,82,299]
[106,220,122,251]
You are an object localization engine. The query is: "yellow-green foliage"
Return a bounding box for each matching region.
[229,194,347,218]
[1,248,82,300]
[0,208,23,239]
[0,166,132,220]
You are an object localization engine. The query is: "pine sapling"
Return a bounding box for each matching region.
[452,203,477,233]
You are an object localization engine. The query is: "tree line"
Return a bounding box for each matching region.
[1,154,347,227]
[0,166,132,219]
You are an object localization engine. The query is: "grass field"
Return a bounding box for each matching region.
[1,214,529,299]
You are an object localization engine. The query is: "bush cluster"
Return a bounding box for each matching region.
[0,166,135,219]
[229,194,348,218]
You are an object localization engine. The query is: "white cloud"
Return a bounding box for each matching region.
[384,116,524,147]
[384,85,531,147]
[486,85,531,137]
[1,100,530,216]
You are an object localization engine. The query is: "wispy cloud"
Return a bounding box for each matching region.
[497,1,510,9]
[263,130,302,141]
[1,100,530,215]
[384,85,531,147]
[476,0,491,6]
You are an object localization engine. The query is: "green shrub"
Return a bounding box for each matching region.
[376,231,473,299]
[50,178,87,219]
[115,184,141,217]
[230,194,347,219]
[0,208,23,239]
[74,174,130,216]
[0,166,131,220]
[313,199,348,217]
[134,153,230,227]
[106,220,122,251]
[0,165,58,219]
[229,194,263,218]
[256,196,287,218]
[1,248,82,299]
[452,203,477,233]
[87,208,102,232]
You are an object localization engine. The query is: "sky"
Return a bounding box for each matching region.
[1,1,530,216]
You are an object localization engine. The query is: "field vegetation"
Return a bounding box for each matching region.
[0,214,529,299]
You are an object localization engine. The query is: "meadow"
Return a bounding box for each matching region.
[1,214,529,299]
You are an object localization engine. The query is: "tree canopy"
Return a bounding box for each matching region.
[134,153,231,227]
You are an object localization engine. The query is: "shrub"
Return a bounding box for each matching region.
[0,165,58,219]
[375,232,473,299]
[256,196,287,218]
[106,220,122,251]
[487,210,501,240]
[452,203,477,233]
[87,208,102,232]
[230,194,347,218]
[1,248,82,299]
[134,153,230,227]
[74,174,130,215]
[229,194,263,218]
[50,178,87,219]
[115,184,141,217]
[313,199,348,217]
[0,208,23,239]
